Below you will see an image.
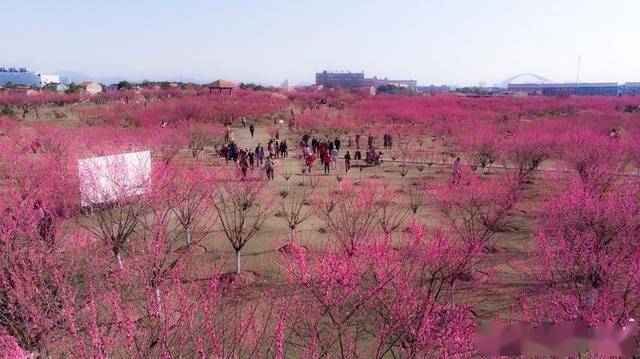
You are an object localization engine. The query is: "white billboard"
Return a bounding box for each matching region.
[78,151,152,206]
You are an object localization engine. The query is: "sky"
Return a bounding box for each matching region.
[1,0,639,86]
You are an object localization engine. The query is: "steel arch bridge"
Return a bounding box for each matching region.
[499,73,553,88]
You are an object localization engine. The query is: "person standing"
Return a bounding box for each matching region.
[248,151,255,169]
[255,143,265,165]
[452,157,462,185]
[267,140,274,158]
[241,116,246,127]
[334,138,341,153]
[229,142,238,162]
[355,134,360,149]
[265,156,275,180]
[34,199,55,247]
[240,157,249,177]
[330,147,338,170]
[322,152,331,174]
[319,142,328,160]
[344,151,351,173]
[249,123,255,138]
[305,153,315,174]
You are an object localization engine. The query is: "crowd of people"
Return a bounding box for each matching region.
[217,119,463,184]
[296,134,387,175]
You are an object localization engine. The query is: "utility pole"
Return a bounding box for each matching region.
[576,55,581,95]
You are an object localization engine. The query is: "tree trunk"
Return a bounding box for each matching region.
[236,251,241,275]
[451,285,456,310]
[185,227,191,245]
[155,287,162,317]
[117,252,123,269]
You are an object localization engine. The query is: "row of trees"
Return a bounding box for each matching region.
[1,90,640,355]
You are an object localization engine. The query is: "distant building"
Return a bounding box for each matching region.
[387,79,417,91]
[39,74,60,86]
[0,67,60,87]
[363,76,418,92]
[281,79,296,91]
[315,71,418,91]
[81,81,103,95]
[315,71,365,88]
[507,82,626,96]
[417,85,450,94]
[56,83,69,93]
[106,84,119,93]
[622,83,640,96]
[507,83,541,96]
[540,83,618,96]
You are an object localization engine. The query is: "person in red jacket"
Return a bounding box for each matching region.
[305,154,315,174]
[322,152,331,174]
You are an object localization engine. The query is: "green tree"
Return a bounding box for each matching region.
[65,82,81,94]
[117,81,132,91]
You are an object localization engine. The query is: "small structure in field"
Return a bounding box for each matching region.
[208,79,234,94]
[80,81,103,95]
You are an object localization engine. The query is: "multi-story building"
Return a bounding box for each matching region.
[315,71,417,91]
[0,67,60,87]
[315,71,365,88]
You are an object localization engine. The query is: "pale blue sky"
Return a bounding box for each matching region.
[1,0,639,85]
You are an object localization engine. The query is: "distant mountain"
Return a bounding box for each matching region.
[56,71,93,84]
[94,76,128,85]
[56,70,128,85]
[56,70,208,85]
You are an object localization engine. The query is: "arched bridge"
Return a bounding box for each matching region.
[499,73,554,88]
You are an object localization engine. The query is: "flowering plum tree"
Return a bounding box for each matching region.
[211,173,273,274]
[314,180,382,255]
[520,177,640,326]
